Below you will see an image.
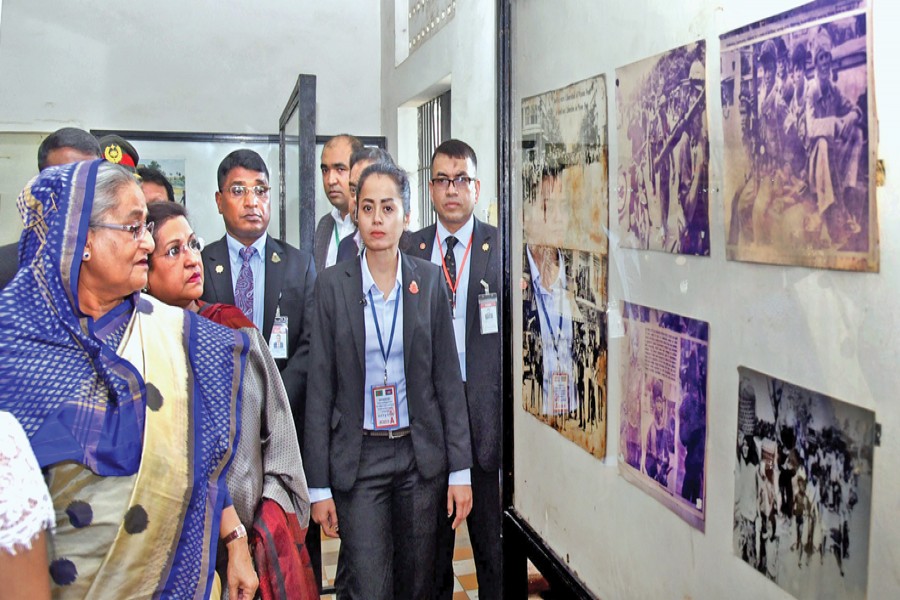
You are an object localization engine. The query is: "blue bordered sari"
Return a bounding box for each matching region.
[0,160,248,599]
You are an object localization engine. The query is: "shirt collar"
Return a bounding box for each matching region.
[436,215,475,248]
[225,231,267,260]
[331,207,353,227]
[361,248,403,299]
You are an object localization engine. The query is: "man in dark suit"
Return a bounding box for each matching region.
[313,134,363,273]
[198,149,320,584]
[1,127,102,290]
[406,139,503,600]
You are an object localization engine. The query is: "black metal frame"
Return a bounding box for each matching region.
[497,1,595,596]
[278,74,317,248]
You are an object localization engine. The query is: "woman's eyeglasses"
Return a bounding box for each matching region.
[93,221,155,240]
[153,236,205,261]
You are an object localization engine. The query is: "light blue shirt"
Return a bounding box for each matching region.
[226,232,267,331]
[430,216,473,382]
[308,249,469,504]
[361,251,409,431]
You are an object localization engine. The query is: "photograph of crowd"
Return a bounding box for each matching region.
[619,303,708,530]
[720,0,877,271]
[734,367,875,599]
[522,246,607,459]
[616,41,709,255]
[520,75,609,459]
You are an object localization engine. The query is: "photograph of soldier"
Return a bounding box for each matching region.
[721,1,876,271]
[616,41,710,255]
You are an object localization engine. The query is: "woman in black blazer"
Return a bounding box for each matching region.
[304,162,473,599]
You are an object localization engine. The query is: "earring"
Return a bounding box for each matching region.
[83,252,90,260]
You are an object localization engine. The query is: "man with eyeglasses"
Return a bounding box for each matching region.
[406,138,503,600]
[335,146,398,262]
[1,127,102,291]
[200,148,320,587]
[314,134,363,273]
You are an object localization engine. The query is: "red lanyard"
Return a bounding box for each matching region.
[435,230,473,303]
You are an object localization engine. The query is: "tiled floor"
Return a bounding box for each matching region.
[319,522,480,599]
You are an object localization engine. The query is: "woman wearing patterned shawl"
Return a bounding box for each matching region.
[0,160,255,599]
[144,201,318,600]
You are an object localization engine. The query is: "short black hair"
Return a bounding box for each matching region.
[357,162,411,215]
[431,139,478,173]
[146,199,188,237]
[137,167,175,202]
[324,134,364,156]
[350,146,395,170]
[217,149,269,191]
[791,42,808,70]
[37,127,101,171]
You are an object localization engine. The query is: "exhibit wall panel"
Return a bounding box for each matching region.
[510,0,899,598]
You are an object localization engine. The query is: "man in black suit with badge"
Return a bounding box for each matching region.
[199,149,321,586]
[406,139,502,600]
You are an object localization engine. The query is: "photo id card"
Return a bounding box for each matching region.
[478,292,498,334]
[371,384,399,429]
[551,371,569,414]
[268,316,289,359]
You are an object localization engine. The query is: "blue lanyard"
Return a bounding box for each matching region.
[368,288,400,385]
[534,284,564,355]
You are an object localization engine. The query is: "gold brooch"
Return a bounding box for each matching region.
[482,242,489,252]
[215,265,224,274]
[419,242,426,250]
[272,252,281,263]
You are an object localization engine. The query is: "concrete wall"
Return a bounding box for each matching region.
[379,0,497,229]
[0,0,382,244]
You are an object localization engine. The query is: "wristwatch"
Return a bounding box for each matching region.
[222,523,247,545]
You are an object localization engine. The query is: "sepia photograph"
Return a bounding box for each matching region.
[522,246,607,459]
[619,303,708,530]
[521,75,609,254]
[520,75,609,459]
[616,41,710,255]
[720,0,877,271]
[734,367,875,599]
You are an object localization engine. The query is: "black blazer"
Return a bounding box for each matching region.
[335,231,360,264]
[0,242,19,291]
[200,235,316,441]
[405,219,502,471]
[304,253,472,492]
[313,213,335,274]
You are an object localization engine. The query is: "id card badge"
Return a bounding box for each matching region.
[551,371,569,414]
[371,384,399,429]
[269,316,289,360]
[478,292,499,335]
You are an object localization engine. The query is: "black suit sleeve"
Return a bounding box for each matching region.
[302,274,336,489]
[281,255,317,446]
[429,272,473,474]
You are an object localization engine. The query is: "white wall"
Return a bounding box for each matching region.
[511,1,900,599]
[379,0,497,228]
[0,0,382,244]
